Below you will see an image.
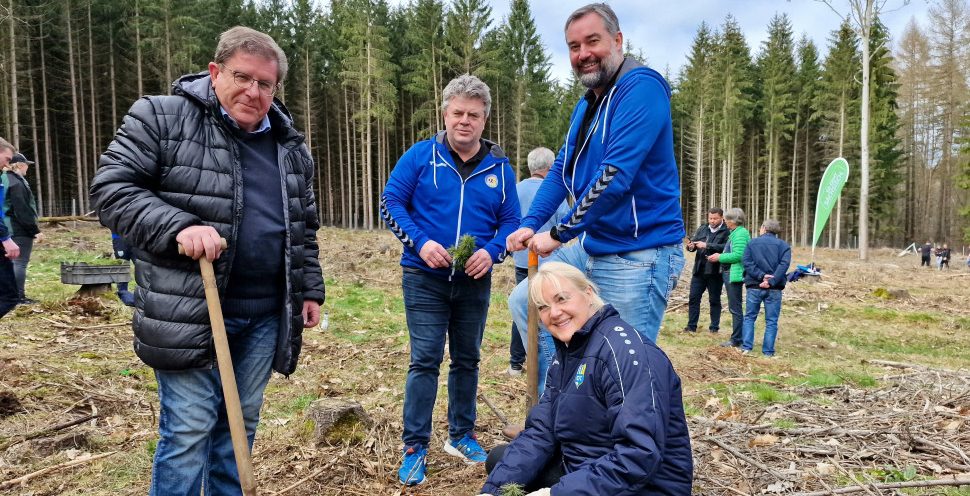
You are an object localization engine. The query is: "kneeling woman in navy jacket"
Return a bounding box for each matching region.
[481,262,693,496]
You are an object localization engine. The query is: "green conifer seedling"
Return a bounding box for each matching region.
[448,234,477,271]
[500,483,526,496]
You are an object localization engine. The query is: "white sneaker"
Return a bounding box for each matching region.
[505,365,523,377]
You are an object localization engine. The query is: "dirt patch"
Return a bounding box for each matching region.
[0,392,22,418]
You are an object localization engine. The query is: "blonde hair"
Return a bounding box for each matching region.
[529,261,605,310]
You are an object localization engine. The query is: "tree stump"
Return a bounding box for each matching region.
[304,398,371,445]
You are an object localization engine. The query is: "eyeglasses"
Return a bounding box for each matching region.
[220,65,280,97]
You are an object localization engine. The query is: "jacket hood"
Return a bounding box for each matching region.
[172,71,299,133]
[617,58,672,99]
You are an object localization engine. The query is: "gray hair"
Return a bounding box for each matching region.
[441,74,492,118]
[565,3,621,36]
[527,147,555,174]
[761,219,782,234]
[0,137,13,154]
[214,26,289,83]
[724,208,746,226]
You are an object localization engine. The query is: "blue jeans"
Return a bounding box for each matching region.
[12,236,33,300]
[741,288,782,355]
[509,267,529,367]
[401,268,490,447]
[509,243,684,380]
[150,313,279,496]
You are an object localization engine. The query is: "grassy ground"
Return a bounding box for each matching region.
[0,223,968,495]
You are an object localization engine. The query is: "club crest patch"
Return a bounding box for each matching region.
[485,174,499,188]
[574,363,587,388]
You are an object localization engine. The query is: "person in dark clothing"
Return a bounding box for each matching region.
[110,233,135,306]
[921,241,933,267]
[684,207,728,333]
[741,219,791,358]
[0,138,21,319]
[481,262,693,496]
[91,27,324,495]
[3,153,41,304]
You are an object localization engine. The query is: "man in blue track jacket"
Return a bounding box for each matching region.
[381,74,520,486]
[507,3,685,344]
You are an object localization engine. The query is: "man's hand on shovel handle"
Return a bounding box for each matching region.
[176,226,224,261]
[303,300,321,328]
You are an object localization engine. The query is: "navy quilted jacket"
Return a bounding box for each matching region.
[482,305,693,495]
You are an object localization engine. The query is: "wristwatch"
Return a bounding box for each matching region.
[549,225,562,242]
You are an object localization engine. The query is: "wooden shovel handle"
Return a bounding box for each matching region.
[179,238,258,495]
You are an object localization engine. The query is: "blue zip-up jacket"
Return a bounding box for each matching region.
[381,131,520,277]
[742,232,791,289]
[521,59,684,256]
[481,305,693,495]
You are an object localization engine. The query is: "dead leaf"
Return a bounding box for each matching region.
[816,462,836,475]
[704,397,721,409]
[748,434,778,447]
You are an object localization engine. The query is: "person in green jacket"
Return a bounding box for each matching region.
[706,207,750,348]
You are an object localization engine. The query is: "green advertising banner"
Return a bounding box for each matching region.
[812,157,850,250]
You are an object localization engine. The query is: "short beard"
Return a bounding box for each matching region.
[575,50,624,90]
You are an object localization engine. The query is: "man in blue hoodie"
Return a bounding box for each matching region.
[381,74,520,486]
[507,3,685,345]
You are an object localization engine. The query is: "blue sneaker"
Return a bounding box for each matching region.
[398,445,427,486]
[443,433,487,464]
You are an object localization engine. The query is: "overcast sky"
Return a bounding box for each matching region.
[388,0,932,83]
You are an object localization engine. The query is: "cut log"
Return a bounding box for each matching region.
[304,398,371,445]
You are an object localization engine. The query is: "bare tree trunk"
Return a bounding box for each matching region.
[9,0,19,148]
[109,27,118,127]
[39,21,55,215]
[26,26,42,216]
[856,0,873,260]
[87,2,98,209]
[66,1,85,213]
[135,0,144,97]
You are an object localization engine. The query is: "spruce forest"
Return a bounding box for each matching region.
[0,0,968,250]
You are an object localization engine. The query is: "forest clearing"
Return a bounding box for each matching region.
[0,223,967,495]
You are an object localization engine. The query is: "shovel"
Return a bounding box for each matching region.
[179,238,257,496]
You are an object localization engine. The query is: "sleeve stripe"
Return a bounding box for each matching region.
[603,338,626,402]
[380,194,415,248]
[562,164,620,229]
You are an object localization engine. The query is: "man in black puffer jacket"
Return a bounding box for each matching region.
[91,26,324,495]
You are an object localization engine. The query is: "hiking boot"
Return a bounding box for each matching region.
[398,445,427,486]
[682,326,697,333]
[501,424,524,440]
[506,364,523,377]
[444,433,487,464]
[719,340,738,348]
[708,328,719,333]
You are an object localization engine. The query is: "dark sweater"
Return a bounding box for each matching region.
[223,129,286,317]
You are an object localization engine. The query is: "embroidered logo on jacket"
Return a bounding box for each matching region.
[574,363,587,388]
[485,174,498,188]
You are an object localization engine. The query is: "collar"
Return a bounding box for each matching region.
[444,135,489,163]
[219,106,272,135]
[709,222,724,233]
[581,57,626,106]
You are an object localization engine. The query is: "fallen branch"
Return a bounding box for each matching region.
[863,359,966,376]
[792,476,970,495]
[38,215,99,223]
[700,436,786,480]
[271,465,329,496]
[478,391,510,426]
[0,451,117,489]
[0,414,99,451]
